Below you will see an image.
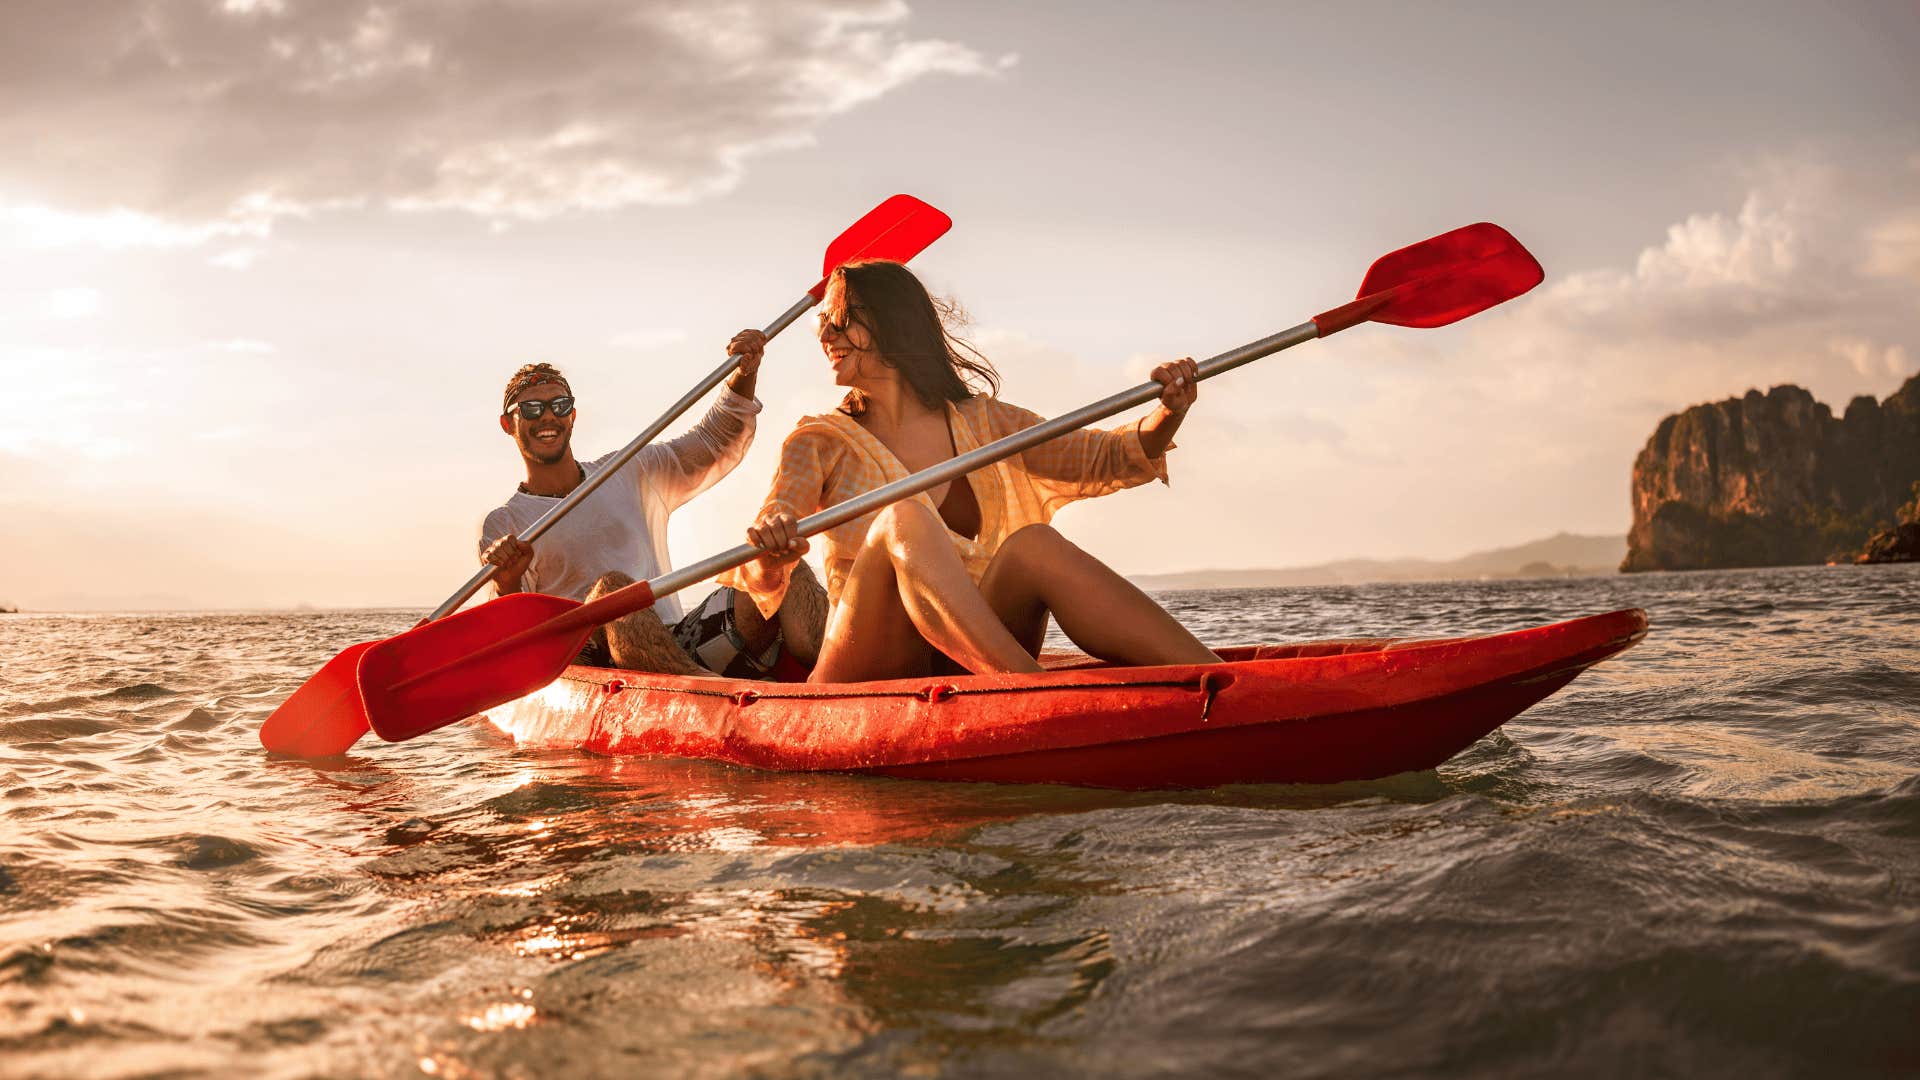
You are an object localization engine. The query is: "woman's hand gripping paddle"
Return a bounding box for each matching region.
[257,195,954,758]
[357,222,1544,745]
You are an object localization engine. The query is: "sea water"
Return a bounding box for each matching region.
[2,565,1916,1077]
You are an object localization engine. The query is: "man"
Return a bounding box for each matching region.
[479,329,826,677]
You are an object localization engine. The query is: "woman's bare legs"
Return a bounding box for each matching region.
[809,502,1044,682]
[806,538,931,683]
[978,524,1221,667]
[808,509,1217,681]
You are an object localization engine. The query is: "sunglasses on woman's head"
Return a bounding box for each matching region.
[506,395,575,420]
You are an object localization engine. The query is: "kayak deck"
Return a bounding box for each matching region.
[485,609,1648,789]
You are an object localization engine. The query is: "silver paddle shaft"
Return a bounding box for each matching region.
[648,319,1321,601]
[427,294,820,622]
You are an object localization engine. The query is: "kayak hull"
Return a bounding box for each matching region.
[486,609,1647,789]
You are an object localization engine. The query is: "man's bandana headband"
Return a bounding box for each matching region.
[502,366,572,414]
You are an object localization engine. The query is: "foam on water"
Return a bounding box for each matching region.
[2,566,1916,1077]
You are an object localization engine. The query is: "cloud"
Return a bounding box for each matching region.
[0,201,277,250]
[0,0,1009,231]
[1531,152,1920,355]
[1543,195,1824,342]
[1864,210,1920,284]
[1636,194,1800,289]
[1474,147,1920,410]
[208,247,262,269]
[1831,336,1911,381]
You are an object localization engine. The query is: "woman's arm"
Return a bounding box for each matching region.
[720,426,834,618]
[1135,357,1199,459]
[983,356,1200,517]
[992,353,1191,472]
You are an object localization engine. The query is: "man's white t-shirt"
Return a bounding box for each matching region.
[478,389,761,625]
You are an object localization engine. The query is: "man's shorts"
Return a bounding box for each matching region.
[669,585,784,679]
[575,585,782,680]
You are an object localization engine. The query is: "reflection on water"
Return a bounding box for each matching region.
[2,565,1917,1076]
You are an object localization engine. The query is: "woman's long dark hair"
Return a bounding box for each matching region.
[836,260,1000,410]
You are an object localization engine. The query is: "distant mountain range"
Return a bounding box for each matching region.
[17,592,196,613]
[1128,533,1625,592]
[17,533,1625,610]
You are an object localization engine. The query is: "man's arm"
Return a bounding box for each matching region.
[725,330,759,399]
[481,535,534,595]
[642,329,767,509]
[479,510,535,596]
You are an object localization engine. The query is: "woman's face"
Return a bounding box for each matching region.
[816,276,883,387]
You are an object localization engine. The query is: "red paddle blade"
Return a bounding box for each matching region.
[357,591,588,743]
[1314,222,1543,336]
[808,194,952,299]
[258,640,376,757]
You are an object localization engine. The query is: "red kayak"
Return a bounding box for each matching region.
[484,609,1647,789]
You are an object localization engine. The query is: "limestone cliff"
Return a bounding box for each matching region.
[1622,374,1920,571]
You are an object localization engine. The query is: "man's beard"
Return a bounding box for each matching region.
[522,429,570,465]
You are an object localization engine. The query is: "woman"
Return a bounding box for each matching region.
[728,260,1220,682]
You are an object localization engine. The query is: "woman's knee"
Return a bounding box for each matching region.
[1003,523,1064,549]
[999,523,1072,565]
[985,524,1098,594]
[866,501,941,556]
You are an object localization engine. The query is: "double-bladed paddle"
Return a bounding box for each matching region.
[355,221,1544,744]
[258,194,953,757]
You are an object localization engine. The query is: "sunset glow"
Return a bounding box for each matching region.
[2,2,1915,610]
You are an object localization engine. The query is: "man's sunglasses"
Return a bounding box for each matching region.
[505,395,575,421]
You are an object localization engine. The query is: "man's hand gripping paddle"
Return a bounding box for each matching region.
[357,222,1544,745]
[258,195,954,757]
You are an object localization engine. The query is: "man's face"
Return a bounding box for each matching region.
[500,380,576,465]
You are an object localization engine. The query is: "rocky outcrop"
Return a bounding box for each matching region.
[1622,374,1920,571]
[1858,481,1920,564]
[1858,523,1920,563]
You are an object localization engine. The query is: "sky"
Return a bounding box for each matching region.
[2,0,1917,610]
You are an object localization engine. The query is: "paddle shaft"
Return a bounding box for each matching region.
[427,293,820,621]
[549,318,1324,638]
